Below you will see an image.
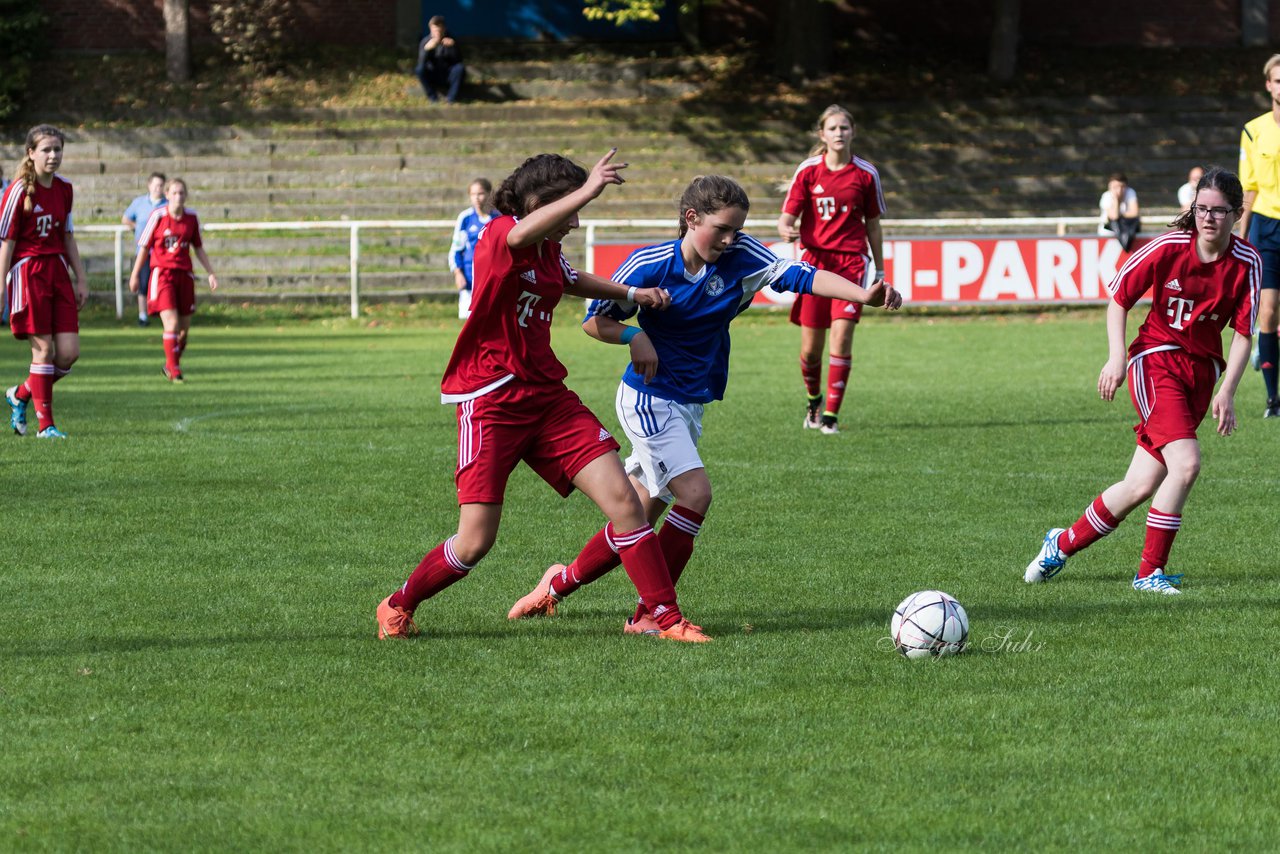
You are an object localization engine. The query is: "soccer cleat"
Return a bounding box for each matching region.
[819,414,839,435]
[36,426,67,439]
[1132,571,1183,595]
[507,564,564,619]
[1265,398,1280,419]
[6,385,27,436]
[657,619,712,643]
[162,367,184,383]
[803,395,822,430]
[623,613,662,635]
[1024,528,1067,583]
[376,595,420,639]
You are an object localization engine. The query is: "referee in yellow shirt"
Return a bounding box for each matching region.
[1240,53,1280,418]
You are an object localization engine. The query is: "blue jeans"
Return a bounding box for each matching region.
[416,62,465,102]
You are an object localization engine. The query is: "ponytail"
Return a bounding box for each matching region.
[17,124,67,214]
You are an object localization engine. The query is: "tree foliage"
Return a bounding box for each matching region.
[0,0,49,119]
[210,0,297,71]
[582,0,670,25]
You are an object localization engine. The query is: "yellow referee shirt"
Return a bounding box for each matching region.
[1241,111,1280,219]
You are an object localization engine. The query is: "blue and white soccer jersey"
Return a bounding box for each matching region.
[449,208,496,319]
[586,232,816,497]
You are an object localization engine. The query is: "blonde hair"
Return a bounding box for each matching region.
[166,177,188,194]
[808,104,855,158]
[1265,54,1280,79]
[16,124,65,214]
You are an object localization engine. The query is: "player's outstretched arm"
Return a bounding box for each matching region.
[508,149,628,249]
[566,270,670,310]
[1212,331,1252,436]
[583,314,659,384]
[810,270,902,310]
[1098,300,1129,401]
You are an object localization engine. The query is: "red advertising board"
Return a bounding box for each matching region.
[590,235,1144,307]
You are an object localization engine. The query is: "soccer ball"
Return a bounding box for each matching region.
[891,590,969,659]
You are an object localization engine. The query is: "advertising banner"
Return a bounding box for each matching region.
[590,236,1144,307]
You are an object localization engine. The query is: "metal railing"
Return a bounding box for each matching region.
[80,213,1164,319]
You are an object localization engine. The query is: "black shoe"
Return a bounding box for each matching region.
[1266,398,1280,418]
[137,317,149,327]
[819,414,839,435]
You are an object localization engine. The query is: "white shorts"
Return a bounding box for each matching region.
[614,382,705,501]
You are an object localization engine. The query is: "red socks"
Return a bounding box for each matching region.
[800,356,821,398]
[163,333,180,374]
[550,526,621,598]
[1138,508,1181,578]
[26,364,55,431]
[389,536,473,612]
[613,524,682,630]
[825,355,851,416]
[1057,495,1120,557]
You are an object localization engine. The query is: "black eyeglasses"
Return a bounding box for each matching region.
[1192,205,1233,220]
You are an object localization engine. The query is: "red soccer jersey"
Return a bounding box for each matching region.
[0,176,74,260]
[441,215,579,402]
[139,207,202,271]
[1108,230,1260,370]
[781,155,885,254]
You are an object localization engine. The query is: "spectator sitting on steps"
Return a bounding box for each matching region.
[1099,172,1141,252]
[415,15,465,104]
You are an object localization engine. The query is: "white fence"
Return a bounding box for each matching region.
[81,213,1167,319]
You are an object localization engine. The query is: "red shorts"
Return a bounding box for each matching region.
[1127,348,1217,463]
[789,249,869,328]
[453,380,621,505]
[7,255,78,339]
[148,267,197,316]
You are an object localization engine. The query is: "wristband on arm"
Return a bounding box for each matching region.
[626,285,637,302]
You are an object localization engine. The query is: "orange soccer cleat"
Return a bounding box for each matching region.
[623,613,662,636]
[657,619,712,643]
[376,595,420,639]
[506,564,564,620]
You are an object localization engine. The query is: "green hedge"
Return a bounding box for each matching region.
[0,0,48,120]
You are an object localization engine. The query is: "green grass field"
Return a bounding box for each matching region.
[2,306,1276,851]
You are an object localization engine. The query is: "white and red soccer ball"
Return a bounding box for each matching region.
[891,590,969,659]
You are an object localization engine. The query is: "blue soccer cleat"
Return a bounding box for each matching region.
[6,385,27,436]
[1024,528,1067,583]
[1133,571,1183,595]
[36,425,67,439]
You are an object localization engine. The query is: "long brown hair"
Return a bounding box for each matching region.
[808,104,855,158]
[16,124,66,214]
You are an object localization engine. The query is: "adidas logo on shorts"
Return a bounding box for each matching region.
[598,428,611,442]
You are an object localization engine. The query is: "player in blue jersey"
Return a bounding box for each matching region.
[508,175,902,632]
[448,178,498,319]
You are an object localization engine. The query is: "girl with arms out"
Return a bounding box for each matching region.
[375,150,710,643]
[3,125,88,439]
[1026,167,1259,594]
[128,178,219,382]
[778,104,888,435]
[508,175,901,632]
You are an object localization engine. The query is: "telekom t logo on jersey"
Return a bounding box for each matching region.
[34,215,53,237]
[516,290,541,327]
[815,197,836,221]
[1166,295,1196,329]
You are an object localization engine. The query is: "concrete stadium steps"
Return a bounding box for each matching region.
[40,92,1260,303]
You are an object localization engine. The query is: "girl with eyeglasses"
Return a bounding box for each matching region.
[1025,166,1259,595]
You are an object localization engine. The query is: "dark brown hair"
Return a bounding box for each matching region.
[677,175,750,237]
[1170,166,1244,231]
[493,154,587,218]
